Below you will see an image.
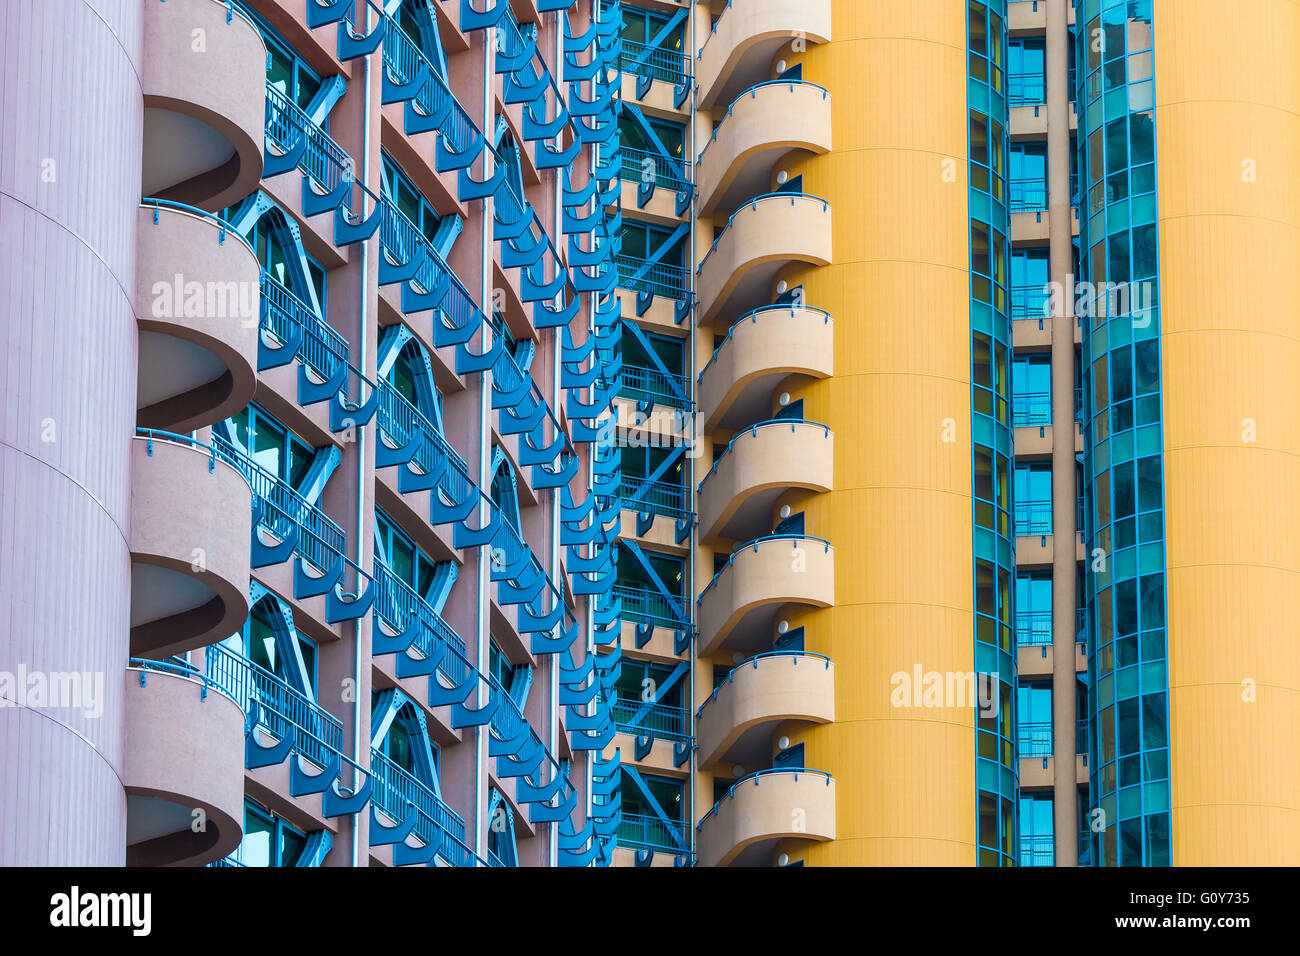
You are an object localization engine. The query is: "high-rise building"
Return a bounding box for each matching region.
[2,0,1296,869]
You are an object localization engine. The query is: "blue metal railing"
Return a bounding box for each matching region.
[369,747,468,859]
[1010,179,1048,211]
[698,418,830,492]
[698,304,832,383]
[382,15,477,154]
[1020,833,1054,867]
[609,696,688,740]
[612,584,687,630]
[1011,283,1049,320]
[617,475,688,518]
[1013,391,1051,427]
[617,811,686,853]
[618,38,689,86]
[1019,720,1052,757]
[696,651,831,717]
[603,144,691,193]
[697,80,830,166]
[698,768,832,828]
[697,192,830,274]
[700,533,833,601]
[260,273,349,380]
[371,562,470,687]
[128,655,247,715]
[615,254,690,300]
[375,379,474,509]
[205,642,344,771]
[1014,499,1052,536]
[264,83,353,207]
[378,196,484,341]
[1016,610,1052,646]
[1009,71,1046,106]
[620,362,691,409]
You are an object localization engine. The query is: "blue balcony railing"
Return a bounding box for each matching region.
[1019,720,1052,757]
[1015,499,1052,536]
[1008,72,1046,106]
[618,39,689,86]
[1020,833,1054,867]
[382,16,477,155]
[617,811,686,854]
[371,562,470,688]
[1010,179,1048,211]
[613,584,687,630]
[1015,610,1052,646]
[369,748,468,862]
[605,145,691,194]
[620,363,690,409]
[260,273,349,381]
[1011,283,1049,320]
[618,475,689,518]
[610,696,688,740]
[1013,391,1051,427]
[375,380,474,509]
[615,254,690,300]
[264,83,353,207]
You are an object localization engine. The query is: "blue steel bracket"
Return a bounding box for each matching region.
[673,740,691,768]
[322,773,374,818]
[635,849,654,868]
[675,514,693,544]
[496,737,546,778]
[249,519,298,569]
[294,556,344,600]
[634,734,652,762]
[369,803,419,846]
[426,664,478,708]
[290,752,342,797]
[451,685,501,728]
[460,0,510,33]
[393,639,447,680]
[245,721,295,770]
[673,628,691,655]
[326,574,374,623]
[336,5,386,61]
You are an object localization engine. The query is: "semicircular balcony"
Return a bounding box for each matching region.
[695,0,832,109]
[142,0,266,210]
[129,430,252,660]
[124,659,247,866]
[697,768,836,867]
[135,201,261,433]
[697,420,834,543]
[697,652,834,771]
[697,193,832,325]
[697,534,834,658]
[698,81,832,216]
[700,306,834,430]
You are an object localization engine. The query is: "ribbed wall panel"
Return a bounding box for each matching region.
[0,0,141,864]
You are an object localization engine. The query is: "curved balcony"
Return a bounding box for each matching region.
[696,0,832,109]
[698,81,832,215]
[698,534,835,657]
[129,431,252,659]
[135,201,260,433]
[697,193,832,325]
[141,0,266,210]
[124,659,247,866]
[697,652,834,770]
[697,769,836,867]
[699,306,833,430]
[698,420,833,543]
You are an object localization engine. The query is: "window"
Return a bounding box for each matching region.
[620,774,683,822]
[386,339,443,426]
[228,404,314,489]
[239,800,309,867]
[243,10,323,114]
[234,597,318,692]
[241,207,328,312]
[1015,572,1053,646]
[1014,464,1053,535]
[774,742,805,771]
[1017,683,1053,755]
[774,511,805,537]
[487,789,518,866]
[967,1,1006,93]
[617,114,685,163]
[375,510,438,597]
[620,220,684,268]
[617,547,685,600]
[382,152,443,245]
[1008,36,1045,104]
[1019,794,1054,866]
[1012,356,1051,426]
[1010,143,1048,210]
[1011,248,1049,319]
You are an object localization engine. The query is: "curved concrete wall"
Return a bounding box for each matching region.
[1154,0,1300,864]
[0,0,141,864]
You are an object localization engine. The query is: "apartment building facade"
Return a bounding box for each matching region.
[1,0,1296,869]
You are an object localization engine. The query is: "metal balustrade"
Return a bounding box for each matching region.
[375,380,474,508]
[617,811,686,853]
[698,304,833,382]
[609,696,688,740]
[369,747,468,857]
[377,196,482,342]
[1019,720,1052,757]
[1013,391,1051,427]
[1009,71,1046,106]
[1019,833,1054,867]
[697,192,830,274]
[208,432,346,574]
[698,768,832,828]
[371,562,470,687]
[696,650,831,716]
[260,273,349,380]
[381,15,477,154]
[205,642,344,771]
[618,476,688,518]
[612,584,687,630]
[1016,610,1053,646]
[699,418,831,491]
[618,39,689,86]
[696,79,830,166]
[620,363,690,409]
[263,83,353,207]
[1014,499,1053,536]
[615,254,690,300]
[1010,179,1048,211]
[700,533,833,601]
[1011,283,1048,320]
[602,145,691,193]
